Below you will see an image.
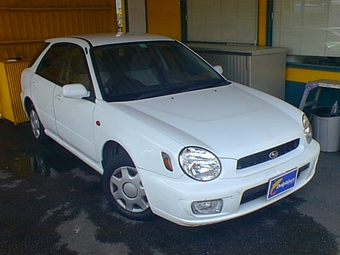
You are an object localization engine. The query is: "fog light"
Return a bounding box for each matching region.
[191,199,223,214]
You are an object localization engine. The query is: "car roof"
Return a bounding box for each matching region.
[45,33,174,47]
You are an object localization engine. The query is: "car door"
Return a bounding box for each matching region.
[53,42,97,161]
[31,44,66,136]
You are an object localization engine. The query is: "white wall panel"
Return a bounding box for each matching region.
[187,0,258,44]
[273,0,340,56]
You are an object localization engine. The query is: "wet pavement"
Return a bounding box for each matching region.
[0,119,339,255]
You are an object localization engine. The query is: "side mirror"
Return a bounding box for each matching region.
[62,84,90,99]
[213,65,223,75]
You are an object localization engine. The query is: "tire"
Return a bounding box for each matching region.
[102,157,154,221]
[29,105,50,144]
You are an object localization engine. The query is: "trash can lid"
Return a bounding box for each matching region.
[312,107,340,117]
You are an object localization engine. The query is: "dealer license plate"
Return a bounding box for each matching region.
[267,168,298,200]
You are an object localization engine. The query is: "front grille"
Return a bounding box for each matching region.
[240,163,310,204]
[237,139,300,170]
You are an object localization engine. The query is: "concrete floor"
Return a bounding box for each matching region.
[0,118,339,255]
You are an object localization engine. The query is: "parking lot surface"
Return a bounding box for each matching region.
[0,119,339,255]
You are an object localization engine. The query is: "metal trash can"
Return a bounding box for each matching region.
[312,107,340,152]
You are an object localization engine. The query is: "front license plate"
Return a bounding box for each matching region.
[267,168,298,200]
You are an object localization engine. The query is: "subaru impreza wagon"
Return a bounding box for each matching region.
[21,33,320,226]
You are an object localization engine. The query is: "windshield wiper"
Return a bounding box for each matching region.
[136,86,185,99]
[200,78,231,89]
[135,79,230,100]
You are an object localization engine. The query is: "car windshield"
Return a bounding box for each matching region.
[92,40,230,102]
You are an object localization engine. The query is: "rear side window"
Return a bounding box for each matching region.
[36,44,68,85]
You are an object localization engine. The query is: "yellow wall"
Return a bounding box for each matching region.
[0,0,118,123]
[0,61,30,124]
[146,0,181,41]
[0,0,117,61]
[257,0,267,46]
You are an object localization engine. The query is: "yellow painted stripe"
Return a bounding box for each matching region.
[286,67,340,83]
[258,0,267,46]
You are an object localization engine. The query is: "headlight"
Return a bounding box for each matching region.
[302,114,313,144]
[179,147,221,181]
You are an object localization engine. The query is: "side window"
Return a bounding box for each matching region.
[60,45,92,90]
[36,44,66,85]
[36,43,92,90]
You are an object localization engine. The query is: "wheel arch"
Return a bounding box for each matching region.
[101,140,133,171]
[23,97,33,116]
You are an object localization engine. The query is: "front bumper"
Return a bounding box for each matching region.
[139,140,320,227]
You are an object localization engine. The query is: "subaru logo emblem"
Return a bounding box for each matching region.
[269,150,279,159]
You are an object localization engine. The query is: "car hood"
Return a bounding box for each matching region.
[113,83,302,158]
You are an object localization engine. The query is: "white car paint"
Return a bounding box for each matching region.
[21,33,320,226]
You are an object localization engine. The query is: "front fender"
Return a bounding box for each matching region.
[93,100,185,179]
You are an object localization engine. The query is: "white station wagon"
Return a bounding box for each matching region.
[21,33,320,226]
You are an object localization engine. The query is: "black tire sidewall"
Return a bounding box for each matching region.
[102,157,154,221]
